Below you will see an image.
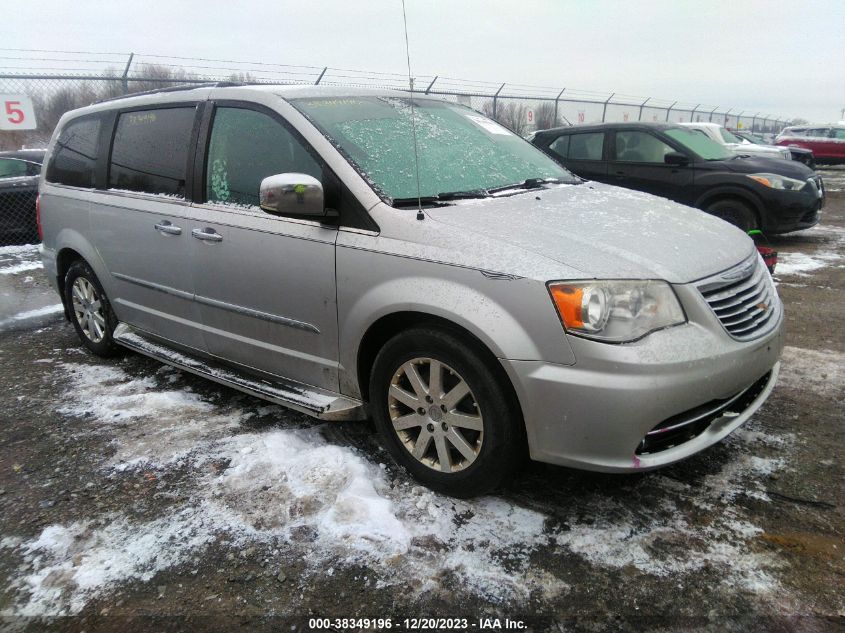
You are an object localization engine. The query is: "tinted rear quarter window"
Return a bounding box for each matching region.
[46,116,101,188]
[109,107,196,197]
[568,133,604,160]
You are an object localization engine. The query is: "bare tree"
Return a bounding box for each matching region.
[227,71,259,84]
[128,64,193,94]
[478,99,530,135]
[534,102,557,130]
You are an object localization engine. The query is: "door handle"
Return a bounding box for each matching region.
[192,227,223,242]
[154,221,182,235]
[614,170,627,178]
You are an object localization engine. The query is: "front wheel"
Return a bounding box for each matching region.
[706,198,758,232]
[64,260,122,357]
[369,327,525,497]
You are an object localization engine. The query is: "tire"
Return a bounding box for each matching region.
[64,260,122,357]
[706,198,758,232]
[369,326,525,497]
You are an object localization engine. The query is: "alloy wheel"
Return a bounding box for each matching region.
[71,277,106,343]
[387,357,484,473]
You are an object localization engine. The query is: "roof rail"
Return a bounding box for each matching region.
[95,81,243,104]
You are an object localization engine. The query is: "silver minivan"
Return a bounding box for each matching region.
[38,85,784,496]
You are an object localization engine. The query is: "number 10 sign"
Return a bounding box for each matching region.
[0,95,37,131]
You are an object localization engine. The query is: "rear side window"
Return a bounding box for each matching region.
[205,107,321,207]
[548,135,570,160]
[109,107,196,197]
[568,133,604,160]
[0,159,29,178]
[805,128,830,138]
[833,129,845,140]
[46,116,101,188]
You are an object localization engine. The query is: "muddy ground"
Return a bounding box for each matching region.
[0,172,843,632]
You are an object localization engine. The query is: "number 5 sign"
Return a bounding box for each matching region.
[0,95,37,131]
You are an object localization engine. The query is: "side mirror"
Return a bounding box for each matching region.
[259,173,324,217]
[664,151,689,166]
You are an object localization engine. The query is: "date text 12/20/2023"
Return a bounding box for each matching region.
[308,617,527,630]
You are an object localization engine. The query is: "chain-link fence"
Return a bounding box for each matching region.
[0,151,41,245]
[0,49,799,245]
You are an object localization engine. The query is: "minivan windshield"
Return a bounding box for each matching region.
[664,127,734,161]
[291,96,577,202]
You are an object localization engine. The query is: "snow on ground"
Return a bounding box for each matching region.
[3,347,830,615]
[776,251,842,277]
[773,221,844,278]
[778,347,845,400]
[818,166,845,193]
[0,260,42,275]
[0,244,39,256]
[0,304,63,330]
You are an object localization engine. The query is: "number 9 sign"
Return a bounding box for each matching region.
[0,95,37,131]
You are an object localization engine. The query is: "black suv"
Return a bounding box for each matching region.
[531,123,824,233]
[0,149,45,244]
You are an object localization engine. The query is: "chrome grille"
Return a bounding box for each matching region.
[698,255,780,341]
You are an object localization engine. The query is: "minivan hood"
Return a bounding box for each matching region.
[426,182,755,284]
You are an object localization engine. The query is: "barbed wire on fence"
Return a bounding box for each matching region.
[0,48,797,151]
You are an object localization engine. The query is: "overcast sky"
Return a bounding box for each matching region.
[5,0,844,122]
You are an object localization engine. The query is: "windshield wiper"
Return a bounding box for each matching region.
[436,189,490,200]
[391,196,441,207]
[391,189,489,207]
[487,177,571,195]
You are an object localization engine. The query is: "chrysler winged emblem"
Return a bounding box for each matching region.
[722,260,756,281]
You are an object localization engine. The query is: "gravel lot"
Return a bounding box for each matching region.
[0,173,843,632]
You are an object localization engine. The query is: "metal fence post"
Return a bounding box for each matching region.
[665,101,677,122]
[751,112,759,132]
[425,76,438,94]
[121,53,134,94]
[553,88,565,126]
[736,110,744,129]
[314,67,328,85]
[492,83,505,119]
[601,93,615,122]
[690,104,700,122]
[709,106,719,122]
[723,108,732,126]
[637,97,650,121]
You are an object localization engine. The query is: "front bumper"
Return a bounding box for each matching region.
[758,176,824,233]
[502,282,785,472]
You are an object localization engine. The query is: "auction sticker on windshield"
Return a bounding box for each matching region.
[465,114,512,136]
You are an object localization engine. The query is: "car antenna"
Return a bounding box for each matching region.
[401,0,425,221]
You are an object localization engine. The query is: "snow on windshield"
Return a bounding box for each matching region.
[293,96,572,201]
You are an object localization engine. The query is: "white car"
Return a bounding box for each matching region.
[679,122,791,160]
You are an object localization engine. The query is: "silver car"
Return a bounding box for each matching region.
[38,85,783,496]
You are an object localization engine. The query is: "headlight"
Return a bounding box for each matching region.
[548,280,686,343]
[747,173,806,191]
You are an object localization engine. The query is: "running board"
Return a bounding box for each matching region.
[113,323,366,421]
